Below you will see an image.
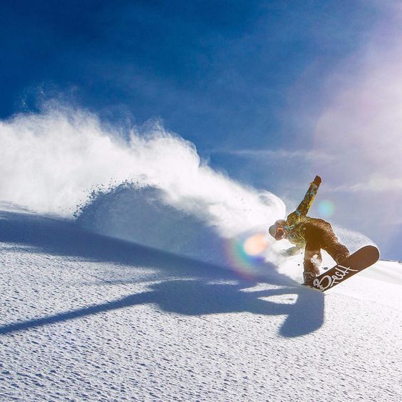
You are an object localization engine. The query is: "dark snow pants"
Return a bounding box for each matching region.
[302,219,350,275]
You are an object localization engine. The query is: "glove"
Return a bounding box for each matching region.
[313,175,322,186]
[282,246,303,257]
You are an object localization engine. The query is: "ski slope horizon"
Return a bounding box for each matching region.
[0,206,401,401]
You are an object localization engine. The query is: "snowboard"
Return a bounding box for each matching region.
[310,245,380,292]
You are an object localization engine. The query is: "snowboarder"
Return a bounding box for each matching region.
[268,176,350,286]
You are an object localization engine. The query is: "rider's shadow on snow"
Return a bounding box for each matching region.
[0,276,323,339]
[139,279,324,337]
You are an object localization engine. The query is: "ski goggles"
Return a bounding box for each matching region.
[269,221,287,240]
[274,226,285,240]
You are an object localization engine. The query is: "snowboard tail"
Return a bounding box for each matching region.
[310,245,380,292]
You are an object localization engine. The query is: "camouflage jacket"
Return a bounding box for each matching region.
[285,179,320,247]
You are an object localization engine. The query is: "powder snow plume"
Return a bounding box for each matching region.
[0,105,288,267]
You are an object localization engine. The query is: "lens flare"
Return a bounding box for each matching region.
[226,232,270,278]
[318,200,335,218]
[243,233,269,256]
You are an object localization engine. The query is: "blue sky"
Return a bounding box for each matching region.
[0,1,380,183]
[0,1,378,148]
[1,1,401,258]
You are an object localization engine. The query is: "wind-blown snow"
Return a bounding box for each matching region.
[0,106,284,235]
[0,106,291,268]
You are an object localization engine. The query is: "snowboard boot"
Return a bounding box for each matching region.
[303,272,317,287]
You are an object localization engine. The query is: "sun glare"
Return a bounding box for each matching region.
[243,233,269,256]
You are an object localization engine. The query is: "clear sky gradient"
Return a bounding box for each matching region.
[1,1,401,258]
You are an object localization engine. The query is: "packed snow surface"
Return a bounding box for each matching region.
[0,208,401,401]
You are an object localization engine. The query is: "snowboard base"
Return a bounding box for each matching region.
[308,245,380,292]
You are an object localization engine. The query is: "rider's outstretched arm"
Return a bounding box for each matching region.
[287,176,321,226]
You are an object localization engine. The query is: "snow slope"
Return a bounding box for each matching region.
[0,208,401,401]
